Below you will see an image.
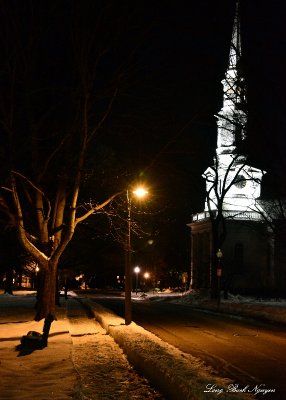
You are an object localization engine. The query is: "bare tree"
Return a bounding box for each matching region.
[0,1,143,345]
[203,148,265,296]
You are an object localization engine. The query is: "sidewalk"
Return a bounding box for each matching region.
[66,296,164,399]
[0,293,76,399]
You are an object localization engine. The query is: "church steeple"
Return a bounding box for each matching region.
[203,0,265,213]
[216,0,247,158]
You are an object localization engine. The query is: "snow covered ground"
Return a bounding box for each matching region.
[0,289,285,399]
[0,291,76,399]
[171,290,286,325]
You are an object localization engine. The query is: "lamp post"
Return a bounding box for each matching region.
[125,186,148,325]
[216,249,223,306]
[134,266,140,294]
[35,265,40,290]
[144,272,150,293]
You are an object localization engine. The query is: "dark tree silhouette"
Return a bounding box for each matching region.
[0,1,148,345]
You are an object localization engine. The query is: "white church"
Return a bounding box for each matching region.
[189,2,285,297]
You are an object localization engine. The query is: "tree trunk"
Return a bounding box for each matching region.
[34,259,58,346]
[4,269,14,295]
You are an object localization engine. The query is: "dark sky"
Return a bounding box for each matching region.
[1,0,286,272]
[102,0,286,221]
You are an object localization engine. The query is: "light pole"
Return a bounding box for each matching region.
[216,249,223,306]
[134,266,140,294]
[35,265,40,290]
[125,186,148,325]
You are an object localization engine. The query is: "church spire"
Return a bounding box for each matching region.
[216,0,247,158]
[202,0,265,214]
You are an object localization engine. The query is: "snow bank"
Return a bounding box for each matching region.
[174,291,286,325]
[81,299,254,400]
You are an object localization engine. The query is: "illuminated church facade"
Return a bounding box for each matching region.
[189,2,285,297]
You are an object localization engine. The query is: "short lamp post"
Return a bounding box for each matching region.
[35,265,40,290]
[216,249,223,306]
[144,272,150,292]
[134,266,140,294]
[125,186,148,325]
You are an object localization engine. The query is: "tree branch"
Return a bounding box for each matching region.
[87,87,118,144]
[11,170,51,221]
[75,191,124,226]
[10,174,49,265]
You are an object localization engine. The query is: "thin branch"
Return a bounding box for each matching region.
[1,186,13,192]
[11,170,51,221]
[75,191,124,226]
[87,88,118,143]
[39,133,71,180]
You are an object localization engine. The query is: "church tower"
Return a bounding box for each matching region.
[189,1,272,295]
[203,1,265,214]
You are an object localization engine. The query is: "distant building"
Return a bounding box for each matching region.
[188,2,285,297]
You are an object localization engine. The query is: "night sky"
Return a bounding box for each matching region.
[1,0,286,275]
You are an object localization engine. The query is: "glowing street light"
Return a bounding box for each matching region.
[133,187,148,198]
[125,186,148,325]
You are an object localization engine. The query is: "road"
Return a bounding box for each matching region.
[90,294,286,400]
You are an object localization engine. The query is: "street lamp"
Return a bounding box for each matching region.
[143,272,150,293]
[216,249,223,306]
[134,266,140,294]
[35,265,40,290]
[125,186,148,325]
